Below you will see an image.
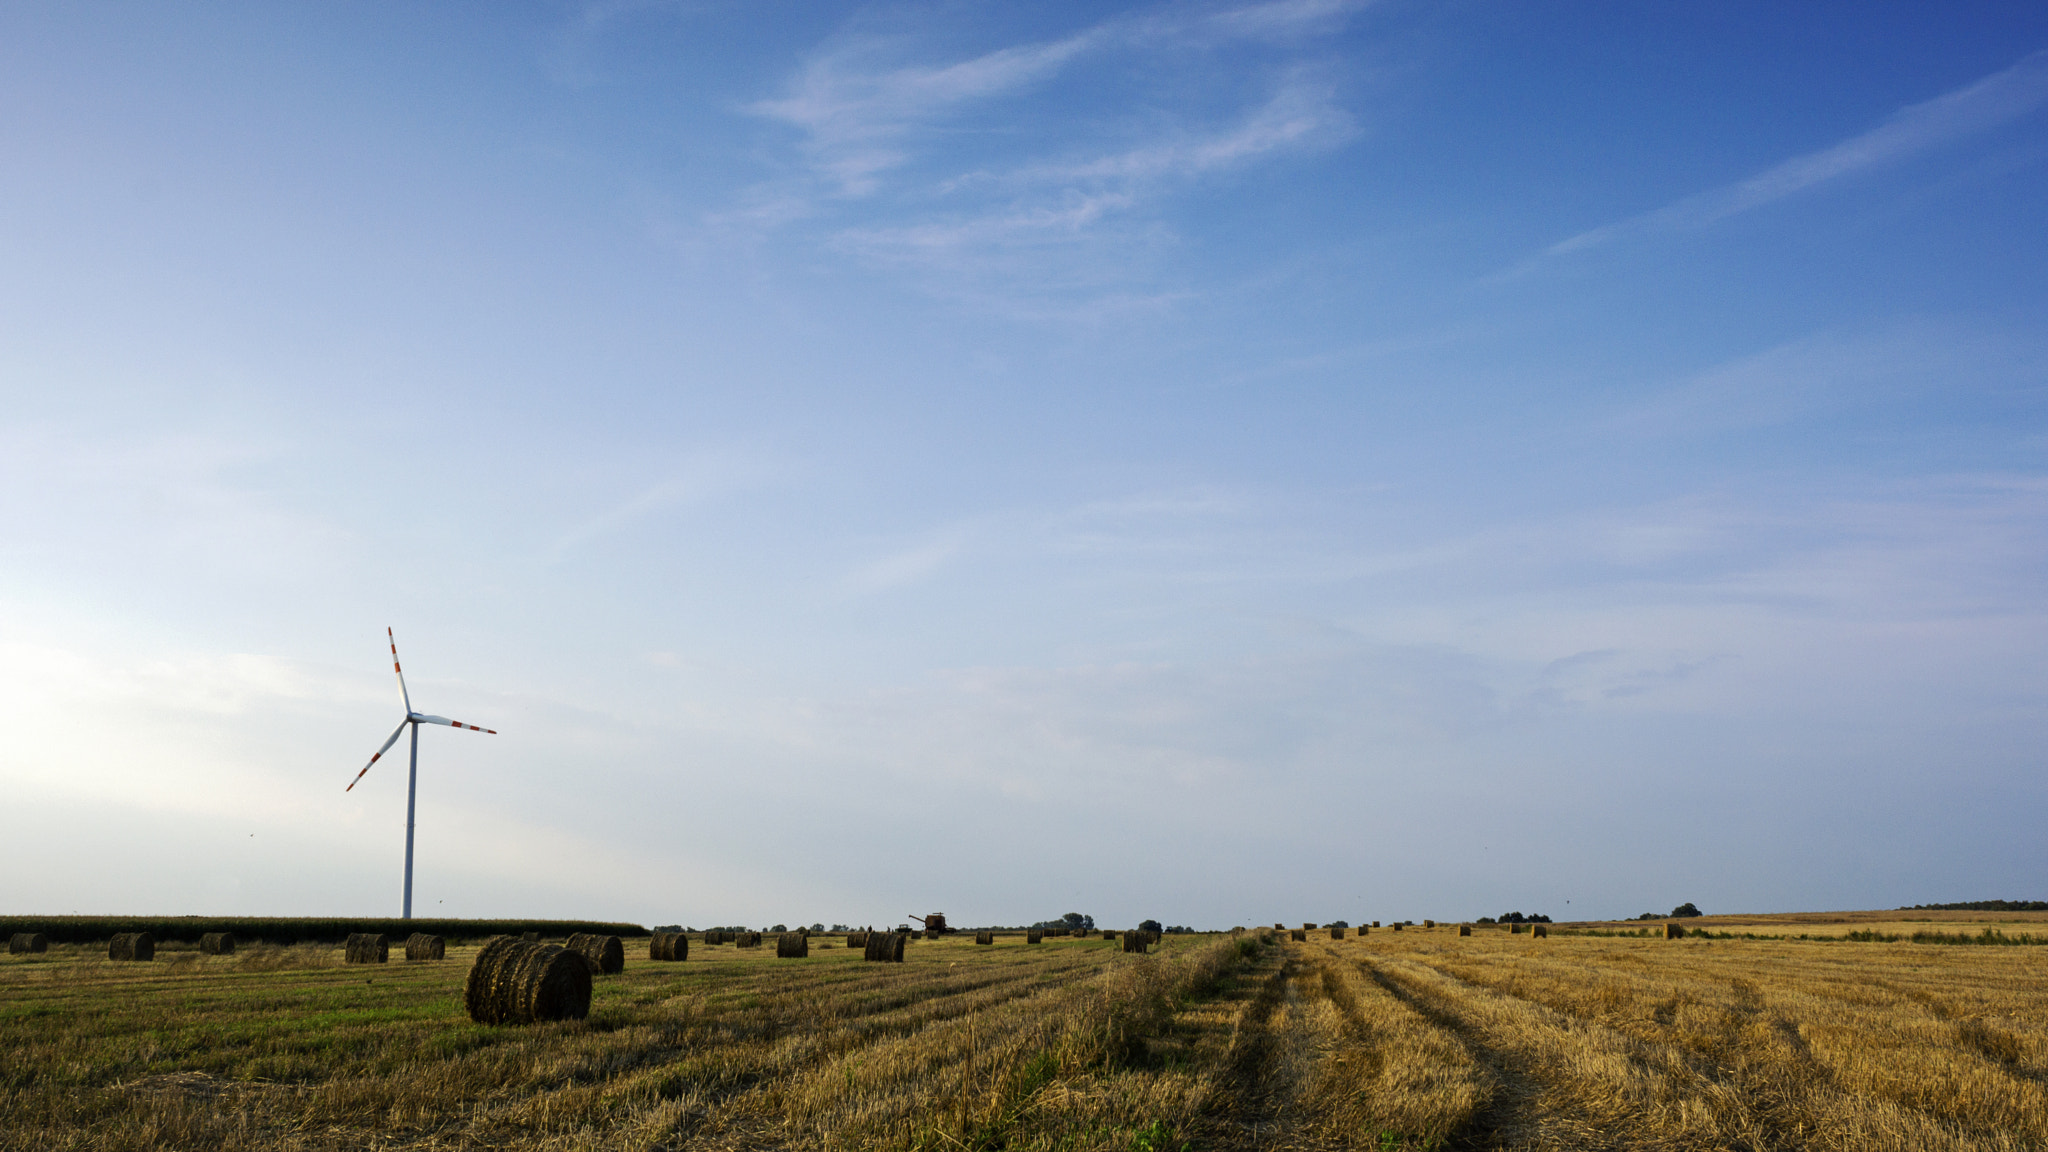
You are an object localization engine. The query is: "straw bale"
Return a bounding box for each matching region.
[1274,923,1285,930]
[1392,923,1403,932]
[863,929,906,962]
[344,933,389,964]
[1458,925,1472,937]
[975,930,994,945]
[1289,929,1306,942]
[108,932,154,961]
[10,932,48,954]
[566,932,625,975]
[1121,930,1149,953]
[464,936,591,1024]
[1371,921,1380,927]
[1532,924,1549,939]
[405,933,445,961]
[736,931,762,948]
[1510,923,1525,934]
[845,931,868,949]
[200,932,235,955]
[1357,926,1368,936]
[1026,928,1043,944]
[1664,922,1685,940]
[1303,922,1317,930]
[1100,929,1115,940]
[1423,919,1435,928]
[650,932,688,961]
[521,931,540,942]
[776,931,809,958]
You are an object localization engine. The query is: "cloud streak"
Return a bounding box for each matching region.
[1547,48,2048,257]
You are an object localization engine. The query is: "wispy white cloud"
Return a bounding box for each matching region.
[736,2,1361,297]
[546,449,776,560]
[1546,48,2048,257]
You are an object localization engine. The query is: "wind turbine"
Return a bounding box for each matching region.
[347,628,497,919]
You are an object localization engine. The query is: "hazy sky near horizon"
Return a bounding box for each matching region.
[3,1,2046,929]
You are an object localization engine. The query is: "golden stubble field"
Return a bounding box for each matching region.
[2,925,2045,1151]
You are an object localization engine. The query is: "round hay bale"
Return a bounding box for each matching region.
[108,932,154,961]
[521,931,540,942]
[1121,931,1148,953]
[1274,923,1285,930]
[1303,922,1317,930]
[1100,929,1115,940]
[650,931,688,961]
[776,932,809,959]
[464,936,591,1024]
[1026,928,1043,944]
[200,932,235,955]
[10,932,48,954]
[1371,921,1380,928]
[1329,926,1343,940]
[1664,922,1685,940]
[1423,920,1435,928]
[1458,925,1472,937]
[975,930,994,945]
[736,931,762,948]
[863,929,905,962]
[345,933,389,964]
[566,932,625,975]
[1289,929,1306,942]
[1358,926,1368,936]
[846,931,868,949]
[406,932,446,961]
[1532,924,1549,939]
[1392,923,1403,933]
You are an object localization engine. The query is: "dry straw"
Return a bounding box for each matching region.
[776,932,809,958]
[649,931,687,961]
[10,932,48,954]
[108,933,154,961]
[405,932,446,961]
[345,933,389,964]
[975,930,994,945]
[1026,928,1043,944]
[862,930,906,962]
[463,936,591,1024]
[200,932,235,955]
[566,932,625,975]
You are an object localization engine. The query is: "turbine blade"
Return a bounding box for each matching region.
[414,714,497,734]
[388,627,412,714]
[347,719,412,792]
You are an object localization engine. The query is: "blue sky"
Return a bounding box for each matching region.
[3,1,2045,928]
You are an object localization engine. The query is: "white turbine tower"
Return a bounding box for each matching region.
[347,628,497,919]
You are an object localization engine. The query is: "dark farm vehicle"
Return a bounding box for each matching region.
[909,913,952,935]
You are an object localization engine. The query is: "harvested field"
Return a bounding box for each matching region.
[1,925,2042,1150]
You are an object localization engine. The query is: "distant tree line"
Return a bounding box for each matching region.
[1476,912,1553,925]
[1900,900,2048,912]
